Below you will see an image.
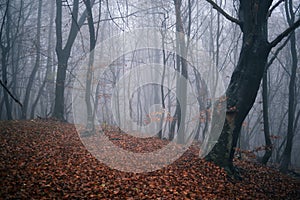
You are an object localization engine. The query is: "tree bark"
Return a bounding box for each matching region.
[280,0,298,173]
[0,0,12,120]
[53,0,93,120]
[261,70,272,164]
[205,0,300,177]
[169,0,188,144]
[22,0,42,119]
[31,1,55,119]
[83,0,97,132]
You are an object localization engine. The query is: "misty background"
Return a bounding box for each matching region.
[1,0,300,170]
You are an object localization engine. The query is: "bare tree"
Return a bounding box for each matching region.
[260,68,272,164]
[280,0,299,172]
[205,0,300,177]
[83,0,101,133]
[22,0,42,119]
[0,0,13,119]
[30,1,56,119]
[53,0,93,120]
[169,0,190,143]
[0,0,30,119]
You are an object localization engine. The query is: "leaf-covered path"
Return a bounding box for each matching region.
[0,120,299,199]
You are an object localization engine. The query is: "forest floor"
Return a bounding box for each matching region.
[0,119,299,199]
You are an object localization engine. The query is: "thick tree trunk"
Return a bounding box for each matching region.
[52,0,92,120]
[53,53,69,120]
[84,0,97,132]
[205,0,272,175]
[1,48,12,120]
[204,0,300,177]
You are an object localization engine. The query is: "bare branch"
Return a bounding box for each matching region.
[266,34,291,70]
[268,0,285,17]
[85,11,139,24]
[0,80,22,107]
[269,18,300,48]
[106,0,124,31]
[0,0,10,44]
[294,109,300,133]
[205,0,241,25]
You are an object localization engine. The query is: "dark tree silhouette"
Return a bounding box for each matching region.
[280,0,299,173]
[205,0,300,176]
[0,0,13,119]
[83,0,99,133]
[53,0,93,120]
[22,0,42,119]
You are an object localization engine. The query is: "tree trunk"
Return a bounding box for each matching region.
[84,0,97,132]
[1,48,12,120]
[280,0,298,172]
[31,1,55,119]
[261,70,272,164]
[205,0,272,175]
[0,0,12,120]
[22,0,42,119]
[158,28,167,139]
[52,0,92,120]
[53,53,68,120]
[205,0,300,176]
[169,0,188,144]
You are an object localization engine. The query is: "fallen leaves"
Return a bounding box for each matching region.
[0,119,299,199]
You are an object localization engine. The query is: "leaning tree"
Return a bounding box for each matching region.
[204,0,300,176]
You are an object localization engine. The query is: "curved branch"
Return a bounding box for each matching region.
[268,0,285,17]
[205,0,241,25]
[0,0,10,44]
[0,80,22,107]
[269,18,300,48]
[266,34,291,70]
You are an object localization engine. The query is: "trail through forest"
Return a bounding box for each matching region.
[0,119,299,199]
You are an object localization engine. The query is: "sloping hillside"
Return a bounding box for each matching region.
[0,119,299,199]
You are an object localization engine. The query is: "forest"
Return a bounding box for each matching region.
[1,0,300,199]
